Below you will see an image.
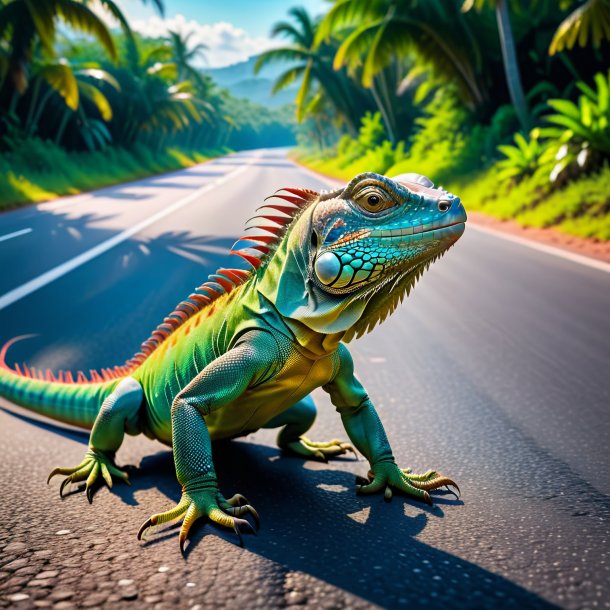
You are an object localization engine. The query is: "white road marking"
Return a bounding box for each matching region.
[467,224,610,274]
[0,228,32,243]
[294,162,610,274]
[0,159,255,311]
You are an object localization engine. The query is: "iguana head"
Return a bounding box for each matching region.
[258,171,466,341]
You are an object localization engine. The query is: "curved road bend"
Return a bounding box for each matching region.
[0,149,608,610]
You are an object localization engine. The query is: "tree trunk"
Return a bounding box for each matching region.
[24,78,41,134]
[495,0,530,131]
[54,110,73,146]
[371,77,396,145]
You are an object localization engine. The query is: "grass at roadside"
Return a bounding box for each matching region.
[0,139,228,211]
[295,151,610,242]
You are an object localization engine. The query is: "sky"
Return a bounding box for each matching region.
[107,0,329,68]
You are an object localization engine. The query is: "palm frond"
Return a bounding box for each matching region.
[271,65,307,93]
[78,79,112,120]
[549,0,610,54]
[36,60,79,110]
[76,67,120,90]
[254,47,308,73]
[295,59,313,122]
[55,0,116,60]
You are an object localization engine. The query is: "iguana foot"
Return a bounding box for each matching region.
[356,461,459,504]
[137,479,258,552]
[283,436,356,461]
[47,448,130,503]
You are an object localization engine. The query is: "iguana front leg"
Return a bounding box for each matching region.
[137,331,276,551]
[324,345,459,504]
[48,376,142,501]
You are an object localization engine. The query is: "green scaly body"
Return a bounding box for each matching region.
[0,171,466,550]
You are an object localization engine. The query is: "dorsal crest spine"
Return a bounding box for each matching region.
[1,187,320,384]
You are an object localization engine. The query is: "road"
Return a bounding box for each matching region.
[0,149,608,610]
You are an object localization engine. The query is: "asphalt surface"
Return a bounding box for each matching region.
[0,148,608,610]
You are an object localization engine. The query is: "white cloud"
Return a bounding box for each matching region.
[130,14,278,68]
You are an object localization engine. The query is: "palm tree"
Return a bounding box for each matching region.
[52,65,121,148]
[0,0,117,93]
[317,0,489,115]
[24,59,118,135]
[0,0,165,94]
[102,41,209,148]
[255,6,374,134]
[168,30,207,84]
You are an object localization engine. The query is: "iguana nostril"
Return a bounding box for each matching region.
[438,199,452,213]
[314,252,341,285]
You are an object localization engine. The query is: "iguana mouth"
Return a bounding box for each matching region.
[327,218,465,248]
[368,219,465,239]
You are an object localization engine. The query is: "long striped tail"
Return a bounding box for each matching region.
[0,336,121,429]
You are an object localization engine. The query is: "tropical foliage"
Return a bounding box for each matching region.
[0,0,295,207]
[285,0,609,240]
[255,7,374,132]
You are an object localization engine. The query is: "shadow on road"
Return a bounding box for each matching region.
[114,439,559,610]
[0,216,242,372]
[0,405,89,444]
[0,381,562,610]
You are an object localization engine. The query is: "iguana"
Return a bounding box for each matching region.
[0,171,466,550]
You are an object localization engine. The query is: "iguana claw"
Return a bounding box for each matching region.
[232,518,257,548]
[355,462,458,506]
[137,518,153,541]
[224,504,261,529]
[48,448,129,502]
[59,477,72,498]
[138,486,259,552]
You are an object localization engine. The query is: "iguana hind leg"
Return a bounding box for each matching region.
[264,395,355,461]
[48,376,143,502]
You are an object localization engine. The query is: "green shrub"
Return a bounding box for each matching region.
[0,139,220,209]
[497,129,550,182]
[541,70,610,183]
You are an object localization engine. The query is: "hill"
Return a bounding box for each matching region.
[203,56,297,107]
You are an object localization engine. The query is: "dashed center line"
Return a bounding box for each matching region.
[0,228,32,243]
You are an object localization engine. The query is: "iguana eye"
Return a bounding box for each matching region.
[354,186,396,213]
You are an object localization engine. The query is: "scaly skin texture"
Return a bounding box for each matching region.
[0,171,466,550]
